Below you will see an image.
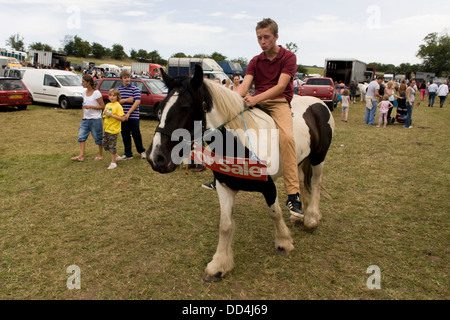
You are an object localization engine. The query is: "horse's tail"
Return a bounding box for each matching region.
[300,157,333,201]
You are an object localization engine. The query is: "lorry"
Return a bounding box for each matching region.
[131,62,163,78]
[298,77,338,111]
[168,57,229,83]
[28,50,69,69]
[324,59,373,85]
[217,61,243,78]
[0,56,22,74]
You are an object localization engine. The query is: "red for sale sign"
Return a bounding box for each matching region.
[190,142,268,181]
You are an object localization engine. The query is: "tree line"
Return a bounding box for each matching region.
[5,32,449,76]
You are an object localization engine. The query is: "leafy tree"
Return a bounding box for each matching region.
[29,42,53,51]
[6,33,25,51]
[136,49,149,61]
[129,49,138,60]
[63,35,91,57]
[91,42,107,59]
[209,51,227,62]
[285,42,299,55]
[171,52,188,58]
[147,50,166,65]
[297,65,308,74]
[111,43,127,60]
[417,32,450,76]
[231,57,248,66]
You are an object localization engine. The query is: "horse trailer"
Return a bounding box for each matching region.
[324,58,372,85]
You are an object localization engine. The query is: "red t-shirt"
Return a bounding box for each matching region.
[247,46,297,103]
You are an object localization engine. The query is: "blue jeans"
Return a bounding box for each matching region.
[365,99,378,125]
[77,118,103,144]
[121,119,145,157]
[439,96,446,107]
[428,92,436,106]
[405,102,413,128]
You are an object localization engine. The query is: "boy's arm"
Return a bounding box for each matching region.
[244,73,292,107]
[238,74,254,97]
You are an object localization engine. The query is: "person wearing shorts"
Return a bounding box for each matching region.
[103,89,126,169]
[72,74,105,162]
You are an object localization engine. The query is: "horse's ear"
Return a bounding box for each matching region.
[160,68,173,87]
[190,64,204,91]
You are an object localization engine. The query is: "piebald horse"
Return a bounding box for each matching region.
[147,65,335,282]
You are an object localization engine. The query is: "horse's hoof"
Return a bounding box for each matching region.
[202,272,223,283]
[276,247,289,256]
[290,214,304,226]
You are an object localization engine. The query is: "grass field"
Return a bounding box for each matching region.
[0,95,449,300]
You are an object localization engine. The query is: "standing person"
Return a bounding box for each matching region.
[238,18,303,217]
[230,74,241,92]
[341,89,350,122]
[365,75,384,125]
[103,89,126,170]
[419,81,427,101]
[384,81,402,124]
[349,80,357,104]
[436,82,449,108]
[116,70,146,160]
[404,80,416,129]
[72,74,105,161]
[427,81,438,107]
[377,95,393,128]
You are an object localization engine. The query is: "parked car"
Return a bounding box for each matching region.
[299,77,338,111]
[95,77,168,119]
[21,69,83,109]
[0,77,33,110]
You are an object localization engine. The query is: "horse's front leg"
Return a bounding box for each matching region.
[269,197,294,256]
[203,182,237,283]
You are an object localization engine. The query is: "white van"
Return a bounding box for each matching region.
[21,69,83,109]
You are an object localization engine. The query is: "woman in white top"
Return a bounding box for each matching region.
[436,82,449,108]
[71,74,105,161]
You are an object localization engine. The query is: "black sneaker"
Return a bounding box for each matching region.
[202,181,216,190]
[286,194,304,218]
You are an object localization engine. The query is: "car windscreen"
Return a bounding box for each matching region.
[307,79,332,86]
[55,75,82,86]
[0,79,26,90]
[144,80,168,94]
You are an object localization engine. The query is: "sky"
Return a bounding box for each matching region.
[1,0,449,68]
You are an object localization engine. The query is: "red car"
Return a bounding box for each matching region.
[0,77,33,110]
[299,77,338,111]
[95,77,167,120]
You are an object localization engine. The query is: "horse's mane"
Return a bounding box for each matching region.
[203,80,259,132]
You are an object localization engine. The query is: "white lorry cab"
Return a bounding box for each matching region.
[21,69,83,109]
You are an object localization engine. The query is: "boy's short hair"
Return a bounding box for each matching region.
[120,70,131,79]
[108,88,121,100]
[256,18,278,36]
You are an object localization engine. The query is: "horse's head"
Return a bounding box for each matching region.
[147,64,212,173]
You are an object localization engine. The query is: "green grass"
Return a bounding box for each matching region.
[0,96,449,300]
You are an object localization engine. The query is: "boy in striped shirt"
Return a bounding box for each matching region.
[116,71,146,160]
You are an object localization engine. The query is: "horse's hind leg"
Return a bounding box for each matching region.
[303,162,324,230]
[203,182,237,283]
[291,160,311,225]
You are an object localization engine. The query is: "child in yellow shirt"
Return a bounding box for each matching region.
[103,89,126,169]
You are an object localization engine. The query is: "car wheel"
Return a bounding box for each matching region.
[156,106,162,121]
[17,105,27,111]
[59,96,70,109]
